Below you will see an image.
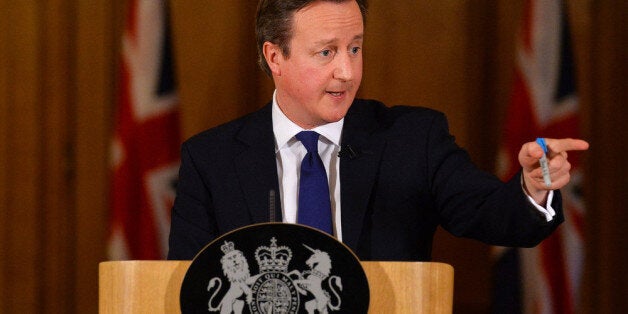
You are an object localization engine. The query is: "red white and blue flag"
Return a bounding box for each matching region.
[492,0,584,313]
[108,0,180,260]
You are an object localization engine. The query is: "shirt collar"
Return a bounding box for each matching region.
[272,90,344,151]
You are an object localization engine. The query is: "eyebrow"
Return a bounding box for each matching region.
[314,34,364,46]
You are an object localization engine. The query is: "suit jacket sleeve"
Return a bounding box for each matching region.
[167,141,217,260]
[425,110,563,247]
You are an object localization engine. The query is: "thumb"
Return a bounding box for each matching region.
[519,141,544,169]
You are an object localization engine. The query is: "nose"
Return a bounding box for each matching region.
[333,52,354,81]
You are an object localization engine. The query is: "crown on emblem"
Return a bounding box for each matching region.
[221,241,235,254]
[255,237,292,273]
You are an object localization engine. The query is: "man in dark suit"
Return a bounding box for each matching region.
[167,0,588,261]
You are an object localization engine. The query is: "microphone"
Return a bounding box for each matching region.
[338,144,359,159]
[268,189,276,222]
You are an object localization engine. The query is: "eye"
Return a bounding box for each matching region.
[319,49,332,57]
[350,46,361,55]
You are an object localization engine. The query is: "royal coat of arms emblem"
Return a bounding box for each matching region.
[180,223,369,314]
[207,238,343,314]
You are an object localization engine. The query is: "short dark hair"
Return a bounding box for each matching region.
[255,0,368,76]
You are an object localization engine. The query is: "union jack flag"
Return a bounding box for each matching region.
[492,0,584,313]
[108,0,180,260]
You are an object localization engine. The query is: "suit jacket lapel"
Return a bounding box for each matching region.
[340,101,386,251]
[234,104,282,224]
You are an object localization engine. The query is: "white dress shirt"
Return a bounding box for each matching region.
[272,92,344,240]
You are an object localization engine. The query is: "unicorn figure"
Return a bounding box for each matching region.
[291,245,343,314]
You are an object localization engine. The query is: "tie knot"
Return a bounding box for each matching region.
[296,131,320,154]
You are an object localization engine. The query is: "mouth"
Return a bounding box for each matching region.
[326,91,345,97]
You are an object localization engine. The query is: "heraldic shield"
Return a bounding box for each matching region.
[180,223,369,314]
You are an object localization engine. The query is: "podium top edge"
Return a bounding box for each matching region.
[99,260,453,269]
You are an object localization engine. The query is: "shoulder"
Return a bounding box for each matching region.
[348,99,449,131]
[183,103,272,151]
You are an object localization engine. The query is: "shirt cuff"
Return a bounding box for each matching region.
[520,174,555,222]
[526,190,556,222]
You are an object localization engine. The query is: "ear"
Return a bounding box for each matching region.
[263,41,282,76]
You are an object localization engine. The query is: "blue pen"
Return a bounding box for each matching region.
[536,138,552,188]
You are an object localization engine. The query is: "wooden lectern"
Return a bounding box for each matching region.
[99,260,453,313]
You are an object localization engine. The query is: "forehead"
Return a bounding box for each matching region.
[291,1,363,38]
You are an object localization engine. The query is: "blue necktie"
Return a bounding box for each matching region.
[296,131,333,235]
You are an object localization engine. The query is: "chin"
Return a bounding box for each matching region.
[324,108,350,123]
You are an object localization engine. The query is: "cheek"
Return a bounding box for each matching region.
[299,67,327,87]
[353,61,363,82]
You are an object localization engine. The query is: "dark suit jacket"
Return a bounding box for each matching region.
[168,99,563,261]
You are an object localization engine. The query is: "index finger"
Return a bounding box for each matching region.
[545,138,589,153]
